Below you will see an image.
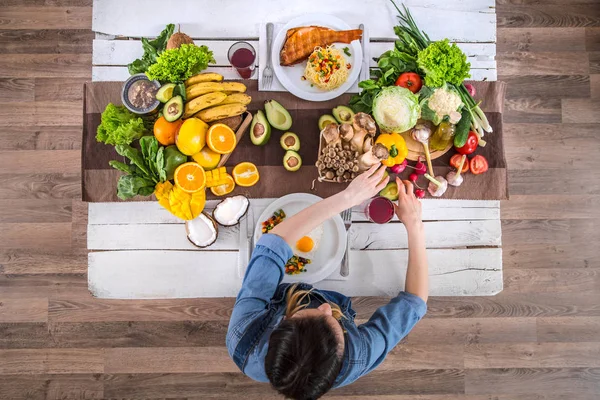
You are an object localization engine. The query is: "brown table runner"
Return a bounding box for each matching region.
[82,80,507,202]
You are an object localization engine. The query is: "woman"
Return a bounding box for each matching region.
[226,165,428,399]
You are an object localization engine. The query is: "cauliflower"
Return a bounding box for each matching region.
[419,85,463,125]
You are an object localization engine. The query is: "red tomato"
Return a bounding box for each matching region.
[455,131,479,155]
[470,155,489,175]
[394,72,422,94]
[450,154,469,173]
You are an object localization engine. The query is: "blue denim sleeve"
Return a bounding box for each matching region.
[357,291,427,375]
[227,234,293,356]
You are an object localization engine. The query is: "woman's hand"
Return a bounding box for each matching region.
[394,177,423,231]
[342,164,389,208]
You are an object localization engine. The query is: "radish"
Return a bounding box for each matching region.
[465,83,476,97]
[407,156,427,175]
[409,173,418,182]
[390,159,408,174]
[415,189,425,199]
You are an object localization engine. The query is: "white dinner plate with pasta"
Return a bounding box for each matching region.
[271,14,363,102]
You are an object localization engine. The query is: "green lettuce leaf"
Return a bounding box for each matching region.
[96,103,146,146]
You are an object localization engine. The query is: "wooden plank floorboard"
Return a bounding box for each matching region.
[0,0,598,398]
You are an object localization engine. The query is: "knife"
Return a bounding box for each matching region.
[359,23,368,82]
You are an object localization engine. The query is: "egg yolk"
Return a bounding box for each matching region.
[296,236,314,253]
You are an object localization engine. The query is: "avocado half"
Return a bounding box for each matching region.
[283,150,302,172]
[379,182,399,201]
[163,95,184,122]
[265,99,292,131]
[318,114,337,130]
[332,105,355,124]
[280,132,300,151]
[250,110,271,146]
[156,83,176,103]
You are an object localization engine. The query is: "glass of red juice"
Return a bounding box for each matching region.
[365,196,395,224]
[228,41,256,79]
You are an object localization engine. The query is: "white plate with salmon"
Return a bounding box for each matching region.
[272,14,363,101]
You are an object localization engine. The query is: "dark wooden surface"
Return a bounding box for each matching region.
[1,1,599,398]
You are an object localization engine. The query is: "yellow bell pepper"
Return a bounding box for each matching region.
[155,181,206,221]
[376,133,408,167]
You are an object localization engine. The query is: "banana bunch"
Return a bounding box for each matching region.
[183,73,252,121]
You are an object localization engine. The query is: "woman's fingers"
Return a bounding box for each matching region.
[396,177,407,197]
[375,175,390,192]
[402,180,414,197]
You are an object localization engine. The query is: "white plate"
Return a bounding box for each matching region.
[254,193,346,284]
[271,14,363,102]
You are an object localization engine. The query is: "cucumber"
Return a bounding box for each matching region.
[453,107,472,148]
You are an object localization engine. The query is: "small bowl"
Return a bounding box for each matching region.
[121,73,161,114]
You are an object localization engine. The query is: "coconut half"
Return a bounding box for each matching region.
[213,195,250,227]
[185,212,219,248]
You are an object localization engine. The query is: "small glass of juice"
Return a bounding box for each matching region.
[365,196,395,224]
[228,41,256,79]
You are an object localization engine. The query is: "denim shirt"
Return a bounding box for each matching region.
[226,234,427,388]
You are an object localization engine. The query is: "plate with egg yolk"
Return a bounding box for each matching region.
[254,193,347,284]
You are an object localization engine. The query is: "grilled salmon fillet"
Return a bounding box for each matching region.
[280,26,362,66]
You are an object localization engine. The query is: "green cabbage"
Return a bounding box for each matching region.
[372,86,420,132]
[96,103,146,145]
[417,39,470,87]
[145,43,215,83]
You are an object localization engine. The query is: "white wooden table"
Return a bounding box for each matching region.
[88,0,502,299]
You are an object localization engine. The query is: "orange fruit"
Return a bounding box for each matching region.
[176,117,208,156]
[174,162,206,193]
[210,173,236,196]
[232,162,259,187]
[154,116,183,146]
[207,123,237,154]
[192,146,221,171]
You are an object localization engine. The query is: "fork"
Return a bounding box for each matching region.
[340,208,352,277]
[262,23,274,90]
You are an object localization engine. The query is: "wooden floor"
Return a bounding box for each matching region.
[1,0,599,398]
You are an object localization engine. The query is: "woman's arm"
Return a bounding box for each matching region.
[270,164,389,246]
[394,177,428,302]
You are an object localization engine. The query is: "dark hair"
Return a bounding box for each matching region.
[265,316,342,400]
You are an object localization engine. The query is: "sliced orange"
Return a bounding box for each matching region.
[232,162,260,187]
[174,162,206,193]
[207,123,237,154]
[210,173,236,196]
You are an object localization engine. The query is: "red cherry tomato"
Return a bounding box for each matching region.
[455,131,479,155]
[470,155,489,175]
[394,72,423,94]
[450,154,469,173]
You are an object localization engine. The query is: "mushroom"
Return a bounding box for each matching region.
[350,113,377,152]
[321,123,340,146]
[325,170,335,180]
[358,143,389,172]
[363,136,373,153]
[425,174,448,198]
[353,112,377,136]
[339,123,355,142]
